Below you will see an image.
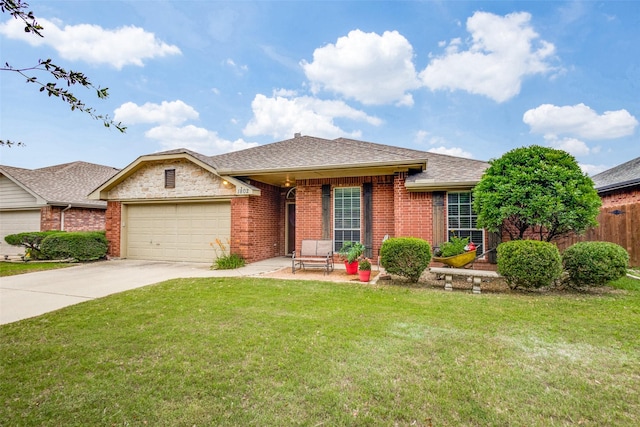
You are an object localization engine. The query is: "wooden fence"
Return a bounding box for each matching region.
[555,202,640,266]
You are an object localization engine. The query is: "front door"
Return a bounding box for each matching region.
[286,202,296,255]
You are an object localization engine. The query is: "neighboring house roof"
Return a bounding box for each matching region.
[0,161,119,208]
[591,156,640,192]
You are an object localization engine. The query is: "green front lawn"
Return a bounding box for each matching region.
[1,278,639,426]
[0,261,75,277]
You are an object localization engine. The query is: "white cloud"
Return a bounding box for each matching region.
[523,103,638,140]
[224,58,248,73]
[415,130,449,147]
[114,100,198,126]
[301,29,421,106]
[243,94,382,140]
[428,146,474,158]
[273,88,298,97]
[546,136,591,156]
[580,164,609,176]
[145,125,258,154]
[420,11,557,102]
[0,17,180,69]
[415,130,429,144]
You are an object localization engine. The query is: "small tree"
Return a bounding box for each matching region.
[473,145,601,242]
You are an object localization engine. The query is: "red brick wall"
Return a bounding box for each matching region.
[599,187,640,207]
[393,172,433,242]
[295,175,399,262]
[105,201,122,257]
[372,179,395,252]
[40,206,105,232]
[231,181,282,263]
[294,182,324,245]
[40,206,61,231]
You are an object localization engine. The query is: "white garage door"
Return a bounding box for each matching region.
[0,210,41,256]
[126,203,231,263]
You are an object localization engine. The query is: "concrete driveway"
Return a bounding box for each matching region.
[0,258,290,325]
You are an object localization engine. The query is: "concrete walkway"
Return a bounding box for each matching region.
[0,257,291,325]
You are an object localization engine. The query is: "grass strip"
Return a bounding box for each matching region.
[0,261,75,277]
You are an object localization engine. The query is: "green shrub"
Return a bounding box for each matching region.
[214,253,246,270]
[497,240,562,289]
[4,231,65,259]
[39,231,108,261]
[379,237,431,282]
[562,241,629,287]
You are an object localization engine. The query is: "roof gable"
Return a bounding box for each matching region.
[89,151,259,200]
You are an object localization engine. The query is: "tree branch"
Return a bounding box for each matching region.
[0,1,126,147]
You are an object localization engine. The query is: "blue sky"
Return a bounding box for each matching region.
[1,1,638,175]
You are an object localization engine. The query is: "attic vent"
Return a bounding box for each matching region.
[165,169,176,188]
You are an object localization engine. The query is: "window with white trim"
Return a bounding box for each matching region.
[447,191,483,253]
[334,187,361,252]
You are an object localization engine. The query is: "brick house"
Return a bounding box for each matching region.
[0,161,120,256]
[555,156,640,266]
[591,156,640,207]
[89,135,490,264]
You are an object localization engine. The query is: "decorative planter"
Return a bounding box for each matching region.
[433,250,477,268]
[358,269,371,282]
[345,260,358,275]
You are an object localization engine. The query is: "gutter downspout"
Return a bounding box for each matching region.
[61,204,72,231]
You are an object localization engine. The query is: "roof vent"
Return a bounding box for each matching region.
[294,132,301,138]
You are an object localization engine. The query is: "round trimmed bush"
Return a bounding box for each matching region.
[497,240,562,289]
[40,231,108,261]
[562,241,629,287]
[379,237,431,283]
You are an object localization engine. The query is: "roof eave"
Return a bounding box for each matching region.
[221,160,427,177]
[48,201,107,209]
[596,179,640,194]
[405,180,479,192]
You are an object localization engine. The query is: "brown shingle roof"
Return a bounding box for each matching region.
[0,161,120,208]
[405,152,489,187]
[591,156,640,192]
[210,135,433,173]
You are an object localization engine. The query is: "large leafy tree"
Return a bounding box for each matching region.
[0,0,125,146]
[473,145,601,242]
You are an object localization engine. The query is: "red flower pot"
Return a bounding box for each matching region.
[358,269,371,282]
[345,260,358,275]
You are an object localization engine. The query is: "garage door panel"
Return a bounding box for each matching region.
[126,203,230,263]
[0,210,41,256]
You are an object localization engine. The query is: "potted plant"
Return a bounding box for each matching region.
[358,258,372,282]
[433,236,478,268]
[338,241,366,274]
